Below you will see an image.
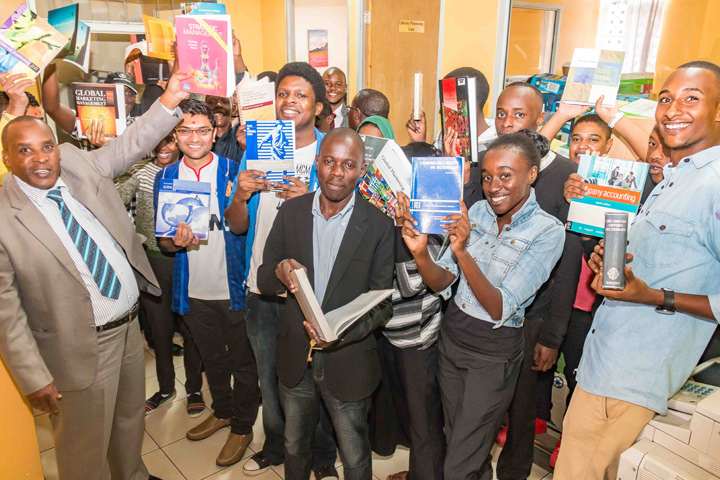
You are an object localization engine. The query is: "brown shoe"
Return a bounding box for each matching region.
[186,414,231,441]
[216,431,254,466]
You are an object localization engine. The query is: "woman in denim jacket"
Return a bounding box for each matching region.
[398,133,565,480]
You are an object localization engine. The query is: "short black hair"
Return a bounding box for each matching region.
[571,114,612,141]
[319,127,365,162]
[178,99,215,127]
[353,89,390,118]
[320,99,333,116]
[0,91,40,114]
[517,129,550,158]
[486,132,541,170]
[257,71,278,84]
[277,62,326,105]
[444,67,490,112]
[401,142,442,162]
[504,82,544,112]
[2,115,51,152]
[677,60,720,85]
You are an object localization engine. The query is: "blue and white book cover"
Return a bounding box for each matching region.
[156,179,211,240]
[180,2,226,15]
[410,157,464,235]
[245,120,296,186]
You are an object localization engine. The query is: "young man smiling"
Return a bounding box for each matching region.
[153,99,259,467]
[555,61,720,480]
[225,62,340,478]
[257,128,395,480]
[323,67,349,128]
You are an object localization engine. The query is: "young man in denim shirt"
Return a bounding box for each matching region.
[555,61,720,479]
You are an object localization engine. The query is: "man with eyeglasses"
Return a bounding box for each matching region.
[153,98,259,467]
[322,67,348,128]
[347,88,390,131]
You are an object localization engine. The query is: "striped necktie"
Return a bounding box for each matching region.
[46,188,121,299]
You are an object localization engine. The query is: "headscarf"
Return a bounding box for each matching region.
[357,115,395,140]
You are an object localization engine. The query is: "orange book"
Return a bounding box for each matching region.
[72,83,126,139]
[142,15,175,61]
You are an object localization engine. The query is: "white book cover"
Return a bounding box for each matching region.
[156,178,211,240]
[413,72,423,120]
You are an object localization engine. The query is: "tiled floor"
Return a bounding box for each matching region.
[35,338,554,480]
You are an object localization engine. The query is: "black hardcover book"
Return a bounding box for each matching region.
[602,212,628,290]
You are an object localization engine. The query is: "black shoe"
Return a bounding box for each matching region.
[313,465,340,480]
[148,476,164,480]
[145,389,176,415]
[172,343,184,356]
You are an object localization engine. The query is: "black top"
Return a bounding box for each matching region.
[213,123,244,163]
[442,300,523,360]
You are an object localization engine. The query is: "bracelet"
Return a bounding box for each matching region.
[607,111,625,129]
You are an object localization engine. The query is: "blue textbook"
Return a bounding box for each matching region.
[246,120,296,186]
[156,179,211,240]
[180,2,226,15]
[410,157,464,235]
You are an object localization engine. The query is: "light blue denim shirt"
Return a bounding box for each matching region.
[436,189,565,327]
[312,190,356,304]
[578,145,720,414]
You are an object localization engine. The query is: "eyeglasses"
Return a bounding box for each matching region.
[174,127,213,137]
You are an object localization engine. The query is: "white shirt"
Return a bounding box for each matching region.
[16,177,139,326]
[246,141,317,293]
[178,154,230,300]
[333,104,345,129]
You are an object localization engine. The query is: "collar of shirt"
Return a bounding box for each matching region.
[311,189,356,222]
[15,175,67,205]
[180,153,218,182]
[539,151,556,172]
[480,188,539,229]
[666,144,720,172]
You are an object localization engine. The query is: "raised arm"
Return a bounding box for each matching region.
[41,63,78,134]
[594,96,649,160]
[539,102,589,143]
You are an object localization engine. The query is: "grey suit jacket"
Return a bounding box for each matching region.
[0,100,182,395]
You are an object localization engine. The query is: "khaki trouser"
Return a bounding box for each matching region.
[554,387,655,480]
[50,319,148,480]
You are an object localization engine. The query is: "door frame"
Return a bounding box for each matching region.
[511,2,563,75]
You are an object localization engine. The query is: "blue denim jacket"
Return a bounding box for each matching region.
[436,189,565,327]
[578,146,720,414]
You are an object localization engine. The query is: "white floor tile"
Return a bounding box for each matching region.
[528,463,551,479]
[162,432,255,480]
[40,448,58,480]
[34,413,54,453]
[371,447,410,479]
[142,430,160,455]
[144,398,215,447]
[142,449,185,480]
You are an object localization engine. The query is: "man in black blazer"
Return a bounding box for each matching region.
[257,128,394,480]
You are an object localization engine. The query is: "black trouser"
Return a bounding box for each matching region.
[439,333,522,480]
[143,253,203,395]
[560,308,593,407]
[182,298,259,434]
[496,310,553,480]
[381,336,446,480]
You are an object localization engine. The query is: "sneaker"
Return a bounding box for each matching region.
[496,426,508,446]
[243,451,276,475]
[550,440,561,468]
[186,392,206,417]
[145,390,176,414]
[313,465,340,480]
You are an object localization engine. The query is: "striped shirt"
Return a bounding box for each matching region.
[15,177,139,326]
[116,161,162,251]
[384,234,450,349]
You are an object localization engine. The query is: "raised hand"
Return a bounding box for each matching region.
[563,172,588,203]
[275,176,309,200]
[443,126,460,157]
[85,119,108,148]
[0,71,34,116]
[397,191,428,254]
[172,222,199,248]
[159,72,193,110]
[405,108,427,142]
[443,200,470,254]
[594,95,620,124]
[235,123,247,150]
[234,169,271,201]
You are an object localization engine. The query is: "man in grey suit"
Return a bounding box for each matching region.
[0,72,189,480]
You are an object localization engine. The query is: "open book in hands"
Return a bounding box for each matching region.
[290,269,393,344]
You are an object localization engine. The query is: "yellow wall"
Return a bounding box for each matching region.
[518,0,601,75]
[226,0,265,74]
[0,358,43,479]
[441,0,500,117]
[653,0,720,92]
[506,8,546,77]
[261,0,288,74]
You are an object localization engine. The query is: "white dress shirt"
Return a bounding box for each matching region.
[16,177,139,326]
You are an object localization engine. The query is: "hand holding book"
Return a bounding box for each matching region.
[397,191,428,255]
[443,199,470,255]
[0,71,34,116]
[276,259,306,294]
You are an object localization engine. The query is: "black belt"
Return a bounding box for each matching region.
[96,302,140,332]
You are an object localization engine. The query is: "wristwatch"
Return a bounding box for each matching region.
[655,288,676,315]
